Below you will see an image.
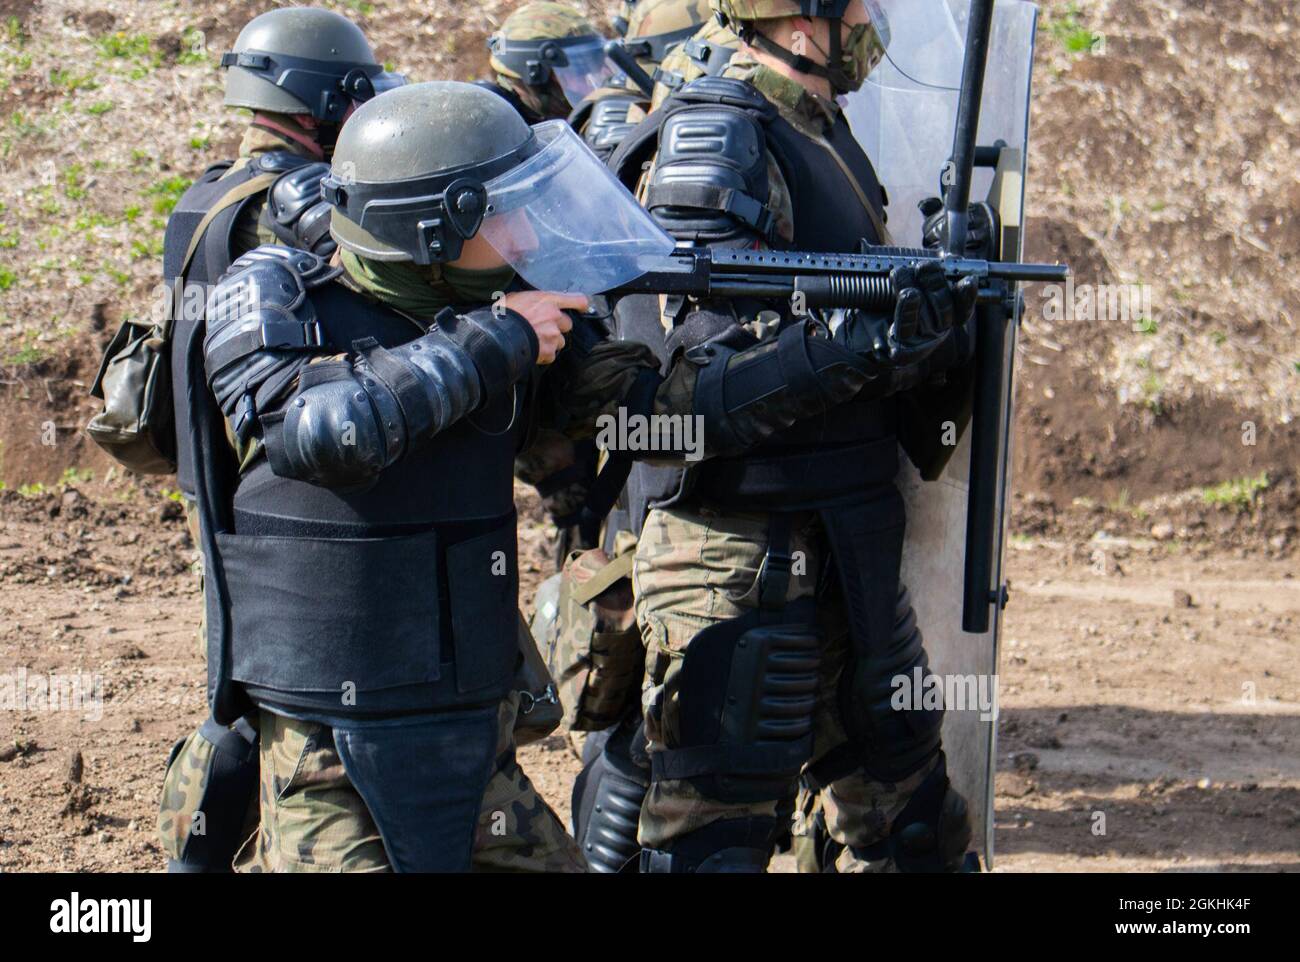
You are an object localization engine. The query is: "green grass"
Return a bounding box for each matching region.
[0,266,15,290]
[1201,473,1269,510]
[49,67,99,91]
[17,482,44,497]
[177,28,208,66]
[85,100,116,116]
[1132,316,1158,335]
[97,32,153,60]
[189,134,210,150]
[60,467,94,486]
[6,343,45,365]
[63,163,87,200]
[147,175,192,214]
[1048,3,1103,55]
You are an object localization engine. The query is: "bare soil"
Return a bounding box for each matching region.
[0,485,1295,872]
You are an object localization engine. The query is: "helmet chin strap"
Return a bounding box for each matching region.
[740,18,855,95]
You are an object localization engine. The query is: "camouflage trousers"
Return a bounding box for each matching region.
[232,692,585,872]
[633,503,938,872]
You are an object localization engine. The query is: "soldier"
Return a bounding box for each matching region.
[593,0,983,872]
[155,5,400,873]
[648,7,741,108]
[482,2,615,123]
[568,0,712,161]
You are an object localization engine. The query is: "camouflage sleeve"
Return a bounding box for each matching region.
[540,338,662,439]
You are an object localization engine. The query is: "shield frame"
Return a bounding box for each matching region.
[841,0,1040,869]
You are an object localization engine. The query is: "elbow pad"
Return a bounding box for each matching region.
[265,307,537,487]
[691,321,887,458]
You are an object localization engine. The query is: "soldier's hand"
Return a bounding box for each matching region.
[836,261,978,369]
[500,291,587,364]
[919,196,995,257]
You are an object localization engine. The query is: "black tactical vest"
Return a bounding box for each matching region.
[192,280,525,724]
[609,79,898,528]
[163,151,311,497]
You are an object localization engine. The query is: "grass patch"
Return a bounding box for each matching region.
[147,175,191,214]
[86,100,116,116]
[1201,473,1269,510]
[1047,3,1103,55]
[0,265,16,290]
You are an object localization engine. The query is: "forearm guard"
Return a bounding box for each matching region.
[689,321,890,459]
[263,307,537,487]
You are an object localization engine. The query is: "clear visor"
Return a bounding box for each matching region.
[862,0,965,91]
[479,121,674,294]
[552,36,618,108]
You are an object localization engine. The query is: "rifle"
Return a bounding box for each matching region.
[604,244,1066,309]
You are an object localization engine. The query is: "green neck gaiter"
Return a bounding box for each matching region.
[340,249,517,319]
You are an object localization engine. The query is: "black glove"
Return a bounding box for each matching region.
[835,261,979,370]
[919,196,996,258]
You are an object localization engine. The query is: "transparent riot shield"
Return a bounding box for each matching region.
[842,0,1039,868]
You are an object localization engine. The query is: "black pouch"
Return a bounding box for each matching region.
[87,317,176,474]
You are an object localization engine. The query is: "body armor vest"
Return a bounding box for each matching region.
[191,280,525,724]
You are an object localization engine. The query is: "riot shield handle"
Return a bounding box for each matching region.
[943,0,995,255]
[951,0,1002,635]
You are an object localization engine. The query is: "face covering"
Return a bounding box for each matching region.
[340,249,516,318]
[807,18,886,95]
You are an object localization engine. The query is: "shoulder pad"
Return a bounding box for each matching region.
[582,95,642,161]
[645,102,774,243]
[264,163,336,256]
[667,76,774,117]
[249,150,314,175]
[205,247,340,377]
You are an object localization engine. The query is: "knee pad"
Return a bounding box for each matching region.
[572,723,649,873]
[840,585,944,782]
[160,714,258,873]
[851,753,975,873]
[650,603,821,804]
[639,817,778,873]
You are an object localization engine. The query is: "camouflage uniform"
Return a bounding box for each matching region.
[232,692,583,873]
[648,15,740,109]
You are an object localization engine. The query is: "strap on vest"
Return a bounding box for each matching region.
[179,169,282,278]
[806,130,893,245]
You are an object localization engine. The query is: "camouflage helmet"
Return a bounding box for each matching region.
[709,0,886,94]
[488,2,613,106]
[709,0,853,26]
[623,0,711,65]
[222,7,403,122]
[323,81,538,265]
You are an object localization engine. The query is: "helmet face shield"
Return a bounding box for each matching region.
[478,121,674,293]
[549,36,618,107]
[860,0,965,91]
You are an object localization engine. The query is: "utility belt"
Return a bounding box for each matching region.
[689,435,899,513]
[215,508,520,719]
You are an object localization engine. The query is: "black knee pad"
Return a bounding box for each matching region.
[651,603,821,803]
[840,585,944,782]
[640,817,779,873]
[165,714,258,873]
[572,723,649,873]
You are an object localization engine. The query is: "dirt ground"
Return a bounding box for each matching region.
[0,484,1295,872]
